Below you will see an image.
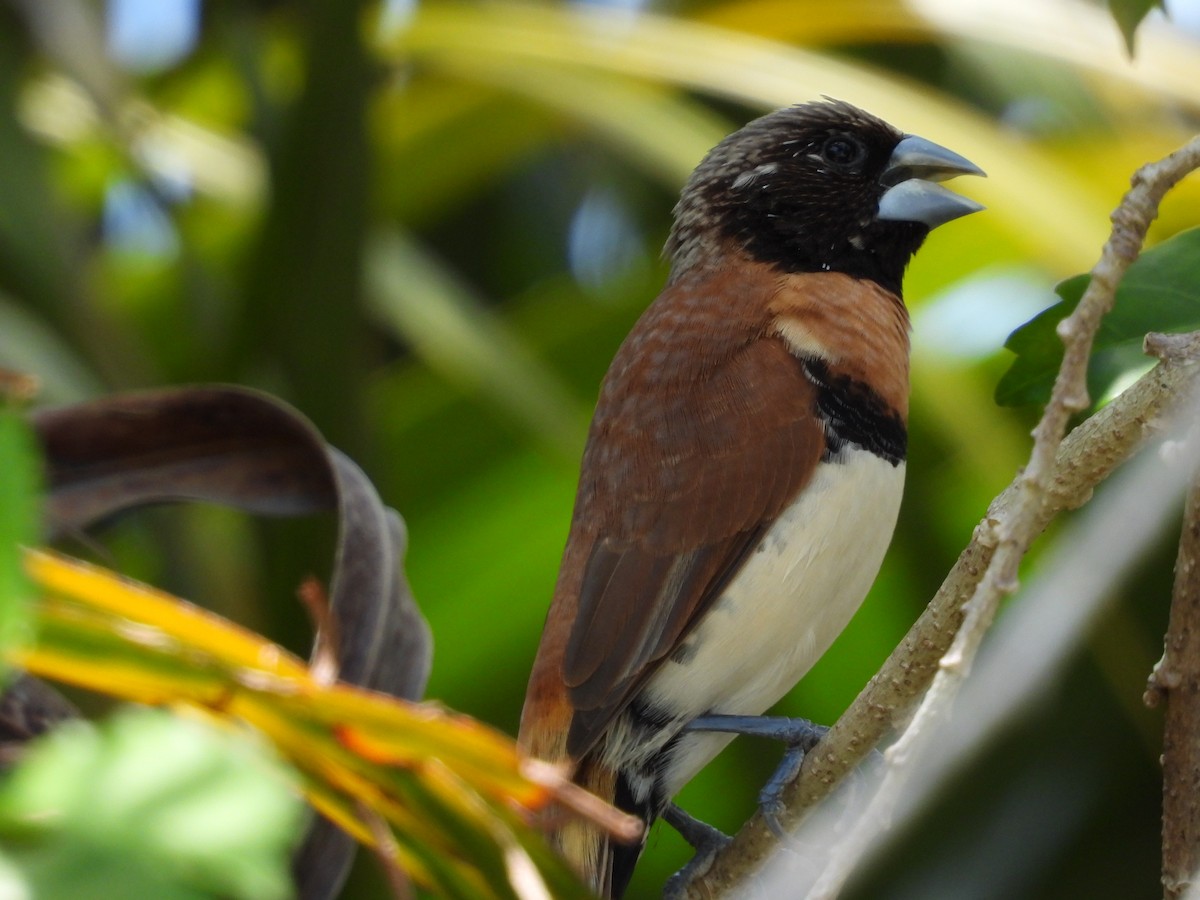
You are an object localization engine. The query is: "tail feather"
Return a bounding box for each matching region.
[608,767,656,898]
[548,756,651,899]
[519,634,654,896]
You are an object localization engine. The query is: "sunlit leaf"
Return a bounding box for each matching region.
[13,550,616,899]
[380,1,1109,270]
[701,0,1200,107]
[996,227,1200,407]
[399,56,731,187]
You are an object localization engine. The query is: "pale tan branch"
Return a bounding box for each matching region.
[1147,451,1200,899]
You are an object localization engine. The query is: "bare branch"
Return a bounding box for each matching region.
[1148,461,1200,898]
[685,134,1200,897]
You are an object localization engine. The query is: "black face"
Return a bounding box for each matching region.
[667,99,929,297]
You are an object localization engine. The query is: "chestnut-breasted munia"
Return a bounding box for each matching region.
[520,98,983,897]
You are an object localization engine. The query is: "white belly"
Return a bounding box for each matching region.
[642,448,905,796]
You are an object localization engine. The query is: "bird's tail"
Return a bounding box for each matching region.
[519,663,649,895]
[550,755,649,899]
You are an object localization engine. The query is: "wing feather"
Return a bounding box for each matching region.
[558,290,825,756]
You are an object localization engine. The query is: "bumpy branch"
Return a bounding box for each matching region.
[1146,400,1200,900]
[686,134,1200,898]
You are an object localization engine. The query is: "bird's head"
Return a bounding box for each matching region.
[666,98,984,296]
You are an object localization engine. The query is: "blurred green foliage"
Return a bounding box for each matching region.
[0,707,301,900]
[0,409,38,683]
[0,0,1198,897]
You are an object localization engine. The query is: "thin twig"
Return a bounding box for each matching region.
[1147,457,1200,898]
[0,368,40,407]
[685,134,1200,898]
[298,576,341,687]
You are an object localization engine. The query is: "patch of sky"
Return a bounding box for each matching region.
[106,0,200,73]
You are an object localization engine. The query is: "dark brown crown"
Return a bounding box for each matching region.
[666,99,928,297]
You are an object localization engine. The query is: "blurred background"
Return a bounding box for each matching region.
[1,0,1199,896]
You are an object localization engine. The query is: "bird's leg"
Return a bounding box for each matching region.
[684,714,828,838]
[661,803,730,900]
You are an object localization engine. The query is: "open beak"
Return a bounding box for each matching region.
[877,135,985,229]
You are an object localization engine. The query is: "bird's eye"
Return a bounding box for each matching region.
[821,135,866,169]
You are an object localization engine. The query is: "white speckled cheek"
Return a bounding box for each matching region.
[644,449,905,794]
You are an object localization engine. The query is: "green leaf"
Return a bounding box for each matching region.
[996,227,1200,407]
[1108,0,1165,55]
[0,707,303,900]
[0,410,39,678]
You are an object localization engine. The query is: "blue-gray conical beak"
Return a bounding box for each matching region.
[877,135,985,229]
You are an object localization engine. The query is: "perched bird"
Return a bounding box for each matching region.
[519,98,983,897]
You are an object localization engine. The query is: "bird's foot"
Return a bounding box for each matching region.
[661,804,730,900]
[684,714,828,838]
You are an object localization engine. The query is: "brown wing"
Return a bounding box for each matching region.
[558,278,826,758]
